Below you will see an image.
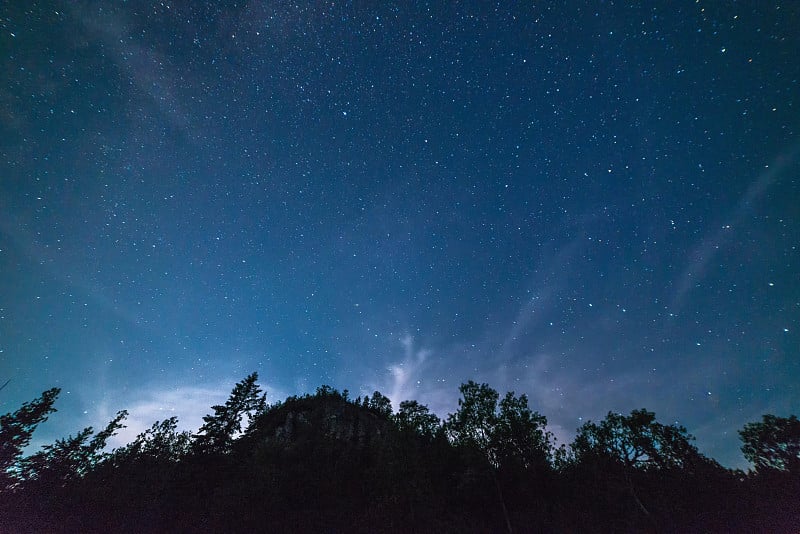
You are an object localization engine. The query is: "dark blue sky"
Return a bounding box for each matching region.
[2,1,798,468]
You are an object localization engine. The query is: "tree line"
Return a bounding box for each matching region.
[1,372,798,532]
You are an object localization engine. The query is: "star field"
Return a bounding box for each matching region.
[1,2,798,468]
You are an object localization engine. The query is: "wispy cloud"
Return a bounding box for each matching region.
[501,234,585,356]
[94,377,287,449]
[385,334,431,408]
[363,334,461,418]
[76,6,198,138]
[96,383,230,448]
[672,142,800,311]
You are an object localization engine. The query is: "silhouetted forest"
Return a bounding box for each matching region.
[1,373,798,532]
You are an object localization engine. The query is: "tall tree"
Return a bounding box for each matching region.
[739,414,800,474]
[368,391,393,417]
[446,381,552,533]
[18,410,127,485]
[395,400,441,438]
[111,416,191,466]
[571,409,706,517]
[492,392,551,472]
[193,372,266,454]
[445,381,499,459]
[446,381,551,470]
[571,409,707,472]
[0,387,60,488]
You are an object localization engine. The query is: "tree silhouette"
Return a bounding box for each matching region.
[0,387,60,489]
[3,373,796,532]
[445,381,499,459]
[367,391,393,417]
[446,381,551,471]
[111,417,191,466]
[740,414,800,474]
[570,408,708,520]
[445,381,552,533]
[572,409,705,472]
[18,410,127,485]
[493,391,551,472]
[395,400,441,438]
[193,372,266,454]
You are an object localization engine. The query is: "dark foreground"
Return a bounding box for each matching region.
[2,374,799,532]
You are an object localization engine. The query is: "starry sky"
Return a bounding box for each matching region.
[1,2,798,469]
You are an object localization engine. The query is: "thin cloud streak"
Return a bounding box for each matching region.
[672,141,800,312]
[95,377,287,449]
[97,383,230,448]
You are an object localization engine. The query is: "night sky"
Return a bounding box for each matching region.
[2,2,798,469]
